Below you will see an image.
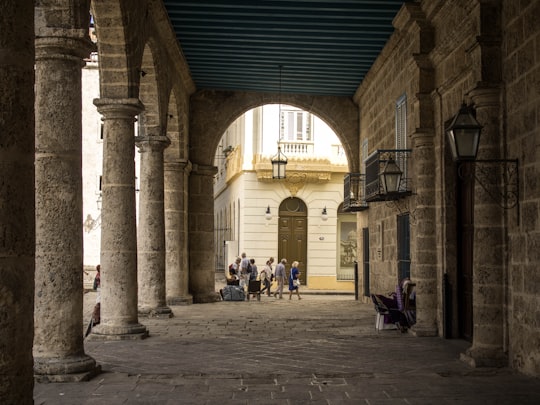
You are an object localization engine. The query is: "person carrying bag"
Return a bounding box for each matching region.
[288,261,302,300]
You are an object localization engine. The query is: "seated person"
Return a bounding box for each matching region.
[371,278,416,328]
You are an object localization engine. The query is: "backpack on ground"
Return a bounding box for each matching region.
[221,285,245,301]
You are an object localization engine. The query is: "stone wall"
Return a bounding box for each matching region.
[354,2,434,297]
[354,0,540,376]
[502,0,540,377]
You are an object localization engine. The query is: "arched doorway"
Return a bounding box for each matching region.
[278,198,307,284]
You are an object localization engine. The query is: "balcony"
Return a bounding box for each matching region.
[343,173,369,212]
[279,141,314,156]
[364,149,412,202]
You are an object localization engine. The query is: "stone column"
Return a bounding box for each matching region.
[165,160,193,304]
[410,131,438,337]
[461,87,506,367]
[188,164,220,303]
[90,98,148,340]
[0,1,35,401]
[136,135,172,316]
[33,30,99,380]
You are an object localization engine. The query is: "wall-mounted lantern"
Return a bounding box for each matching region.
[365,149,412,202]
[446,103,519,209]
[379,157,403,195]
[321,207,328,221]
[446,103,482,162]
[265,205,272,220]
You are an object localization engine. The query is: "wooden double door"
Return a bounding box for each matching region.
[277,198,307,284]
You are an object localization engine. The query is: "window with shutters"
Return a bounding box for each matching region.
[281,108,312,142]
[395,94,408,179]
[395,94,407,149]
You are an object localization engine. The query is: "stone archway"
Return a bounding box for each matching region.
[187,90,359,303]
[189,90,359,172]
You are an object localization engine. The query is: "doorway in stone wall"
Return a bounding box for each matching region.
[397,214,410,283]
[278,198,307,285]
[362,227,370,297]
[457,163,474,341]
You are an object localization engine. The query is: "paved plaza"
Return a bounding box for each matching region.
[34,288,540,404]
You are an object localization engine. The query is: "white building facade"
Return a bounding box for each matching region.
[81,53,102,285]
[214,105,357,291]
[81,53,141,286]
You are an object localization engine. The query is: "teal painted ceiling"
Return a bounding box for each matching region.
[162,0,407,96]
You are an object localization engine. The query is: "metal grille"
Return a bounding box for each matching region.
[364,149,412,202]
[343,173,368,212]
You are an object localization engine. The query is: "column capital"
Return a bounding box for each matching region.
[191,163,218,177]
[411,129,435,149]
[469,85,501,108]
[35,33,95,62]
[164,159,192,173]
[135,135,171,153]
[94,98,144,119]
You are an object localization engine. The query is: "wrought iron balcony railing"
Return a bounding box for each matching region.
[364,149,412,202]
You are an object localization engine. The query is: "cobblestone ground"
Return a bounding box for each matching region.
[33,290,540,404]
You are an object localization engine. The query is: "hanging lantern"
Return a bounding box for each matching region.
[446,103,482,162]
[271,146,287,179]
[380,157,402,195]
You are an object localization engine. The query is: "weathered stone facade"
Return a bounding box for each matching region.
[0,0,539,402]
[34,0,100,381]
[354,0,540,375]
[0,1,35,403]
[502,0,540,376]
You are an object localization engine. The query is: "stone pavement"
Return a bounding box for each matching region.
[34,289,540,404]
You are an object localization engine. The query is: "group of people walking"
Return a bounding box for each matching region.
[228,254,302,300]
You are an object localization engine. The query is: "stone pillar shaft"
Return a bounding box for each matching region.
[92,98,147,339]
[33,32,98,379]
[188,164,220,303]
[462,87,507,367]
[136,135,172,315]
[410,132,438,337]
[0,0,35,401]
[165,160,193,304]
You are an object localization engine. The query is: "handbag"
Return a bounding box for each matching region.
[293,278,300,287]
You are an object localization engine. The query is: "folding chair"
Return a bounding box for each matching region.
[371,294,400,332]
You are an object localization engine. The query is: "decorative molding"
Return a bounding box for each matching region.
[254,154,343,196]
[225,145,243,183]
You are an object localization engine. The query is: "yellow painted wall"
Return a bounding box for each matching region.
[307,276,355,291]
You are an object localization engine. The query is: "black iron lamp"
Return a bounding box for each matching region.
[265,205,272,220]
[321,207,328,221]
[446,103,482,162]
[379,157,403,195]
[271,147,287,179]
[271,65,287,179]
[446,103,519,210]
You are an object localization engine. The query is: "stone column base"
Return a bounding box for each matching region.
[167,295,193,305]
[192,291,221,304]
[87,323,149,341]
[460,346,507,368]
[139,306,174,318]
[34,355,101,383]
